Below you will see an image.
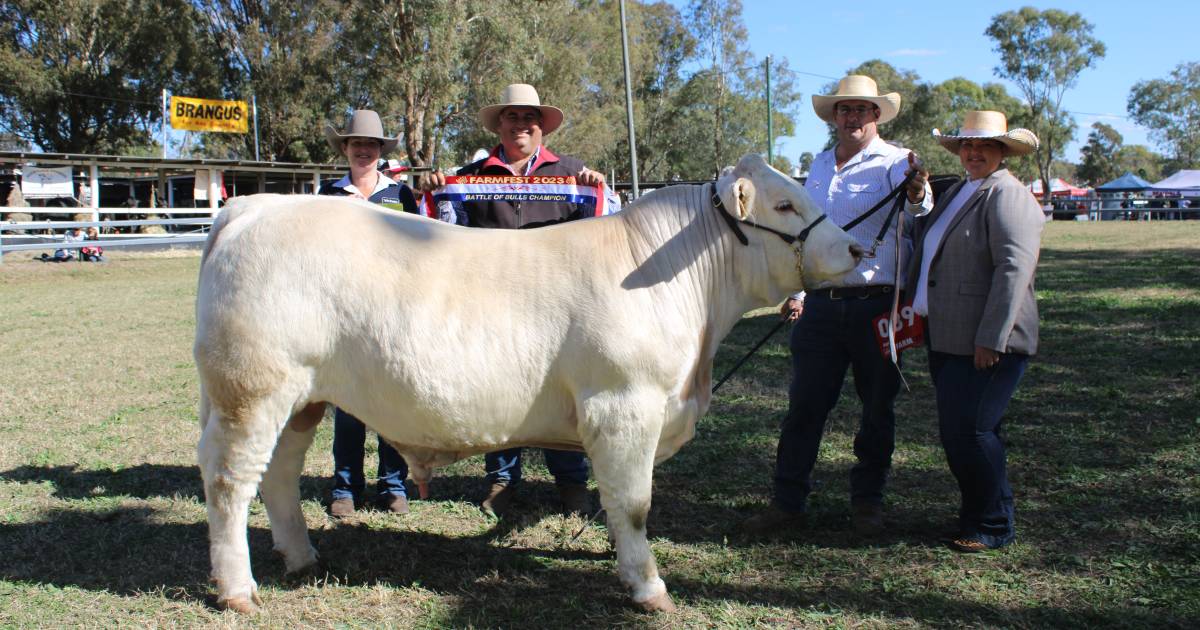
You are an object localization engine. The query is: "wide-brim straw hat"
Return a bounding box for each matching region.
[933,110,1039,156]
[478,83,564,135]
[324,109,400,156]
[812,75,901,124]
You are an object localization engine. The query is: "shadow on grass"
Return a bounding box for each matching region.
[0,502,1192,628]
[1039,247,1200,293]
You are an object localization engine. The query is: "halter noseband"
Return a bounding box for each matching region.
[709,183,828,247]
[710,183,829,286]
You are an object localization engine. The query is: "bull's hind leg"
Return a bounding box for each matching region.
[581,390,677,613]
[197,394,292,613]
[258,403,324,574]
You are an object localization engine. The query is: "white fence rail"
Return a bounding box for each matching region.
[0,210,214,263]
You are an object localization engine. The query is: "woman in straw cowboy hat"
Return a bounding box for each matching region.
[319,109,419,210]
[905,110,1043,552]
[320,109,421,517]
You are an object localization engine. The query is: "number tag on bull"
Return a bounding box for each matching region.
[872,301,925,358]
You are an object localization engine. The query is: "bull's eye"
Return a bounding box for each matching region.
[775,200,796,214]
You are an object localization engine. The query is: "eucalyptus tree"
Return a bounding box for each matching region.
[1127,61,1200,170]
[195,0,346,163]
[338,1,540,168]
[985,7,1105,192]
[1076,122,1124,187]
[0,0,221,154]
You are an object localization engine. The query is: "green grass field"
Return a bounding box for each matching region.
[1,223,1197,628]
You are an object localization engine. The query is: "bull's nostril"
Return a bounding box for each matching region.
[849,243,865,260]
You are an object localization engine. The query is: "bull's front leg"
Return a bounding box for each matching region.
[581,390,677,613]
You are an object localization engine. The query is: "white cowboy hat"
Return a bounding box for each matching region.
[324,109,400,156]
[380,158,409,173]
[812,75,901,124]
[478,83,564,135]
[932,110,1039,156]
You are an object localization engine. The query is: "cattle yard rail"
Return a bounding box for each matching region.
[0,213,213,263]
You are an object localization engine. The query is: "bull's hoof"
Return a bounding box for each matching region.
[636,592,676,613]
[284,557,319,576]
[218,591,262,614]
[416,481,430,500]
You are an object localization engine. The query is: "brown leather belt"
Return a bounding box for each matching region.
[808,285,894,300]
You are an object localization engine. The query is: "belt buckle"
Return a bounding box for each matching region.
[828,288,843,300]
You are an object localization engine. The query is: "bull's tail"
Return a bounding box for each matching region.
[200,196,258,268]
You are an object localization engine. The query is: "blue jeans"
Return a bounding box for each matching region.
[485,448,588,486]
[928,350,1027,548]
[773,292,901,512]
[331,408,408,501]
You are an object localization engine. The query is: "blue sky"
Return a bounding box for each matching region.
[672,1,1196,168]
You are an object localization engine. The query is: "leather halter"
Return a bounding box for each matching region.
[709,183,828,247]
[709,183,830,286]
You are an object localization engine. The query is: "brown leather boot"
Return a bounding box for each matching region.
[481,482,515,517]
[740,505,806,539]
[329,497,356,518]
[851,502,884,536]
[557,482,592,516]
[378,494,410,515]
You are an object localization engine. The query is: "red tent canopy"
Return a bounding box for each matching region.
[1029,178,1089,198]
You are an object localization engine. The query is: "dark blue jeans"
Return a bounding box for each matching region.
[331,408,408,501]
[485,448,588,486]
[928,350,1027,548]
[774,292,901,512]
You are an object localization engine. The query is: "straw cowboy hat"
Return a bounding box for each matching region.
[478,83,564,135]
[324,109,400,155]
[932,110,1039,156]
[812,75,901,124]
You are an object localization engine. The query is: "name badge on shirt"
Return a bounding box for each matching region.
[872,300,925,358]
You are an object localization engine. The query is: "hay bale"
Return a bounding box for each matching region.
[139,214,167,234]
[2,211,33,234]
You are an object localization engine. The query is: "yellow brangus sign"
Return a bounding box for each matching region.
[171,96,249,133]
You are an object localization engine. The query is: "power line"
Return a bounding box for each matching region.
[1066,110,1130,120]
[31,88,160,107]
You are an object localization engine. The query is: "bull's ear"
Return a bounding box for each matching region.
[718,177,754,220]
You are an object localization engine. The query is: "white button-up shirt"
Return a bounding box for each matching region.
[330,172,394,198]
[912,178,983,316]
[803,136,932,289]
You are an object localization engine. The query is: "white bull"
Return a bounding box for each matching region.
[195,154,861,613]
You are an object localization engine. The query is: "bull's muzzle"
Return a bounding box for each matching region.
[848,242,866,262]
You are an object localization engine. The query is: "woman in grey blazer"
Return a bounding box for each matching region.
[906,111,1043,552]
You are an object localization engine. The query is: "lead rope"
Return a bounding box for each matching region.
[842,170,917,258]
[888,210,911,392]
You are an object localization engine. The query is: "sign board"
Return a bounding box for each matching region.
[171,96,249,133]
[20,165,74,199]
[193,170,226,202]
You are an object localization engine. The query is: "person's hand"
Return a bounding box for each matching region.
[576,168,605,187]
[974,345,1000,370]
[905,151,929,203]
[780,296,804,321]
[416,170,447,193]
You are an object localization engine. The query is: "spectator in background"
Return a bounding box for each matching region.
[80,226,105,262]
[41,227,85,262]
[319,109,420,518]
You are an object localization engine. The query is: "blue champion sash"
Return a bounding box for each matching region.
[420,175,607,218]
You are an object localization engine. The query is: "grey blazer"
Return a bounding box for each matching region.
[905,168,1043,356]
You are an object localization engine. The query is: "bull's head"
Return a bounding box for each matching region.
[716,154,862,300]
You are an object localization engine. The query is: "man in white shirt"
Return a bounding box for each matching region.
[744,75,932,538]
